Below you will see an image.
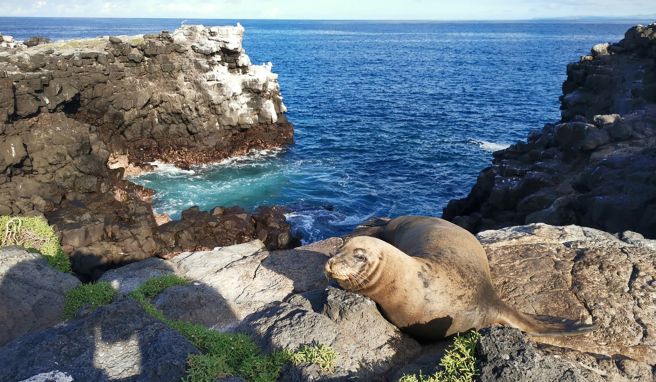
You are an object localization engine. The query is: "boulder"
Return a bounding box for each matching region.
[170,240,295,321]
[477,327,600,381]
[153,282,239,330]
[0,246,80,346]
[479,224,655,379]
[241,287,422,380]
[0,300,198,381]
[149,238,339,331]
[98,257,179,295]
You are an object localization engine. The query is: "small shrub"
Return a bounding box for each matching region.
[63,282,116,319]
[399,331,481,382]
[127,36,145,46]
[128,275,315,382]
[0,216,71,273]
[288,343,337,373]
[128,274,188,300]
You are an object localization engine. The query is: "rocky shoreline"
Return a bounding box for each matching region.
[0,25,299,278]
[444,23,656,238]
[1,223,653,381]
[0,22,655,382]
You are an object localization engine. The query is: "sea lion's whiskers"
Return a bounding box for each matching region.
[353,271,370,287]
[347,274,362,289]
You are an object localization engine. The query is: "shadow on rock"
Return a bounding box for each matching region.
[0,249,241,381]
[0,246,80,346]
[240,286,424,381]
[261,238,343,294]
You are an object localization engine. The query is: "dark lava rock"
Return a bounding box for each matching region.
[0,25,297,279]
[444,23,656,238]
[477,327,595,382]
[24,36,52,47]
[0,300,198,381]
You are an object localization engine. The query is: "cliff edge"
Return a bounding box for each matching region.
[444,23,656,238]
[0,25,297,278]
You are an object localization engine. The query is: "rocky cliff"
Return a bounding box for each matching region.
[0,25,297,278]
[443,23,656,238]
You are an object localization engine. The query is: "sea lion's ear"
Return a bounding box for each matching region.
[335,237,345,248]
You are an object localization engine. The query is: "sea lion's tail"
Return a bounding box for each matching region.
[495,301,596,337]
[347,217,391,238]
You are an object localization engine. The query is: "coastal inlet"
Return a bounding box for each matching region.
[120,20,635,242]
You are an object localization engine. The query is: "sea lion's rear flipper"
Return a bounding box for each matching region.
[496,302,596,337]
[348,217,391,238]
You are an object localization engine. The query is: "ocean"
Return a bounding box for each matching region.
[0,18,645,242]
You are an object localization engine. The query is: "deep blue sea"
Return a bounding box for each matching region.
[1,18,647,242]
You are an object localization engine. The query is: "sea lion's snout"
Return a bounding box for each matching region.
[325,239,375,290]
[324,254,349,280]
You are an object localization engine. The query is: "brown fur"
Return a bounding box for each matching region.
[327,216,595,340]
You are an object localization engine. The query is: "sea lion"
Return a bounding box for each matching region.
[325,216,594,340]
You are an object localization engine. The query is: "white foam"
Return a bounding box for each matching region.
[471,139,511,153]
[202,148,283,168]
[148,161,196,175]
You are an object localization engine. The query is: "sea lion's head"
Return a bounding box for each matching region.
[325,236,383,291]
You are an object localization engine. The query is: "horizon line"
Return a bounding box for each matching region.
[0,15,654,23]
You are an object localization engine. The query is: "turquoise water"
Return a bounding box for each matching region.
[0,18,645,241]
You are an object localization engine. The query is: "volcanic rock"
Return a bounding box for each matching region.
[478,223,655,380]
[0,25,297,279]
[0,300,197,381]
[444,23,656,238]
[0,246,80,346]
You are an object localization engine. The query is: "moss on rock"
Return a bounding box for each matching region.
[63,282,116,319]
[0,216,71,273]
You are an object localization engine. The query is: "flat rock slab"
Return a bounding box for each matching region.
[0,300,197,382]
[0,246,80,346]
[170,240,294,321]
[479,223,656,378]
[154,282,240,331]
[169,239,343,323]
[264,238,337,293]
[98,257,179,295]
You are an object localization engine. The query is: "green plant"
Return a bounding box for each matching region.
[128,275,332,382]
[399,331,481,382]
[63,282,116,319]
[127,274,188,300]
[288,343,337,373]
[127,36,145,46]
[0,216,71,273]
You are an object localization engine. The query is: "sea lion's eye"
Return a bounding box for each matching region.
[354,248,367,262]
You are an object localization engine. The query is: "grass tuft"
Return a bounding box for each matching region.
[127,274,188,300]
[288,343,337,373]
[63,282,116,319]
[0,216,71,273]
[399,331,481,382]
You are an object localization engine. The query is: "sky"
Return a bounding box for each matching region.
[1,0,655,20]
